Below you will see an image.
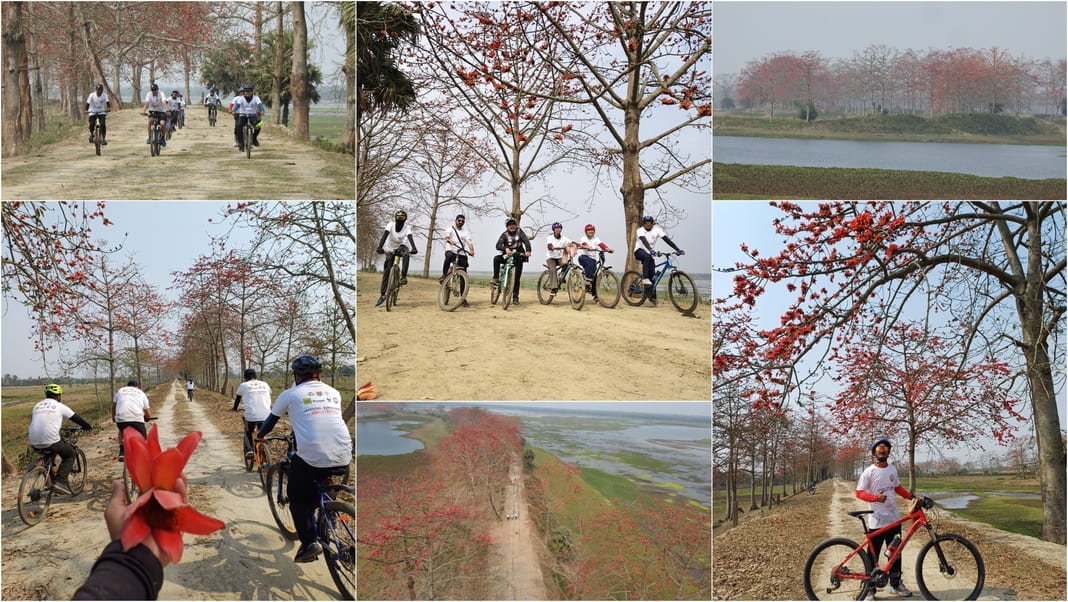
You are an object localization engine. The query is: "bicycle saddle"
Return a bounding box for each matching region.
[847,510,874,517]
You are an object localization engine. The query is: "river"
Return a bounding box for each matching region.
[356,420,425,456]
[714,135,1066,179]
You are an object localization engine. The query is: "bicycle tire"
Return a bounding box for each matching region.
[209,107,216,126]
[438,270,468,311]
[94,124,101,156]
[490,275,501,305]
[620,271,647,306]
[152,124,162,156]
[803,537,873,601]
[320,500,356,600]
[915,533,985,601]
[244,434,255,472]
[68,448,88,495]
[536,270,556,305]
[18,464,50,526]
[502,268,515,310]
[257,443,272,490]
[123,459,140,504]
[595,269,621,308]
[266,463,300,540]
[385,266,399,312]
[668,271,699,314]
[566,266,585,310]
[245,123,253,159]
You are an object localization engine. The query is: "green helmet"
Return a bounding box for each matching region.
[44,383,63,396]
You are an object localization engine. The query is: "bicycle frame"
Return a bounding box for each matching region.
[649,253,678,288]
[835,504,933,583]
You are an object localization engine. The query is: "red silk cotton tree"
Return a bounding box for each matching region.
[829,320,1024,489]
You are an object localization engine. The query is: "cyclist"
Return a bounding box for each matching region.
[140,83,168,147]
[256,355,352,564]
[375,210,418,308]
[441,214,475,305]
[204,88,223,121]
[576,223,614,302]
[856,437,915,598]
[167,90,183,134]
[186,378,194,401]
[230,83,265,150]
[493,217,531,305]
[230,368,273,462]
[543,221,573,293]
[27,384,94,495]
[634,215,684,307]
[178,93,186,127]
[113,380,151,461]
[85,83,111,146]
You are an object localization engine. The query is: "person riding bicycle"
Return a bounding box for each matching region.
[577,223,614,302]
[856,437,915,598]
[27,384,94,495]
[375,210,418,308]
[543,222,574,293]
[204,88,223,122]
[166,91,183,133]
[230,83,265,149]
[141,83,168,147]
[85,83,111,146]
[441,214,475,305]
[493,217,532,305]
[113,380,152,461]
[256,355,352,564]
[186,378,194,401]
[634,215,684,307]
[231,368,273,462]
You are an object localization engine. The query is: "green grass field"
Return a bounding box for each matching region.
[309,112,346,141]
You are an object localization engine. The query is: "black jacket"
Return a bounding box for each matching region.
[73,540,163,600]
[495,229,531,254]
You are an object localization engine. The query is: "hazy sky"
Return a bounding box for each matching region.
[714,1,1068,76]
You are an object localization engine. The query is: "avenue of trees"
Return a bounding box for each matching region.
[714,202,1066,543]
[357,1,710,274]
[715,45,1067,118]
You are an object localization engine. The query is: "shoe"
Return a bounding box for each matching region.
[161,140,166,147]
[512,298,521,306]
[491,278,499,286]
[649,298,658,306]
[245,451,254,462]
[101,140,107,146]
[233,141,240,147]
[550,288,558,294]
[642,278,652,285]
[400,277,408,285]
[461,300,470,307]
[592,296,600,303]
[89,135,94,143]
[252,139,260,147]
[294,541,322,563]
[52,480,73,495]
[118,453,125,462]
[887,583,912,597]
[374,296,385,308]
[146,138,152,144]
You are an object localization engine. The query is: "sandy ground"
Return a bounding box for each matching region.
[488,454,547,600]
[1,108,352,200]
[356,274,711,400]
[1,380,342,600]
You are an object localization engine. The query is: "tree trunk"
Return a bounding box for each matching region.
[290,1,310,140]
[340,1,355,150]
[3,2,30,156]
[29,28,45,133]
[271,1,284,125]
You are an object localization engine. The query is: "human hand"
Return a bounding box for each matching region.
[677,249,685,256]
[877,493,887,503]
[104,478,180,567]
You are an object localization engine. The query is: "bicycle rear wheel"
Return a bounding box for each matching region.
[915,534,984,601]
[244,435,255,472]
[69,448,88,495]
[320,500,355,600]
[595,269,620,308]
[266,463,300,540]
[566,266,585,310]
[257,443,272,490]
[536,270,556,305]
[18,464,51,526]
[667,271,699,314]
[802,537,872,601]
[502,268,515,310]
[123,459,140,503]
[620,271,647,306]
[385,266,399,312]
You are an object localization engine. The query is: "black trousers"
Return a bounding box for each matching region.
[288,454,350,548]
[492,254,526,297]
[870,524,903,586]
[243,419,264,455]
[634,249,658,299]
[88,114,107,138]
[234,114,261,144]
[36,440,76,482]
[379,250,410,295]
[116,422,148,457]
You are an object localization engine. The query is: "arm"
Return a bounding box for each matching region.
[406,234,417,254]
[855,489,882,503]
[495,233,508,252]
[69,413,94,431]
[72,540,163,600]
[662,235,681,252]
[376,230,388,252]
[894,485,913,500]
[638,235,653,252]
[256,413,282,439]
[110,402,116,422]
[231,395,242,412]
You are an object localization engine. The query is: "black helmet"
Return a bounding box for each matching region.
[291,355,322,377]
[242,83,254,92]
[127,380,139,387]
[150,83,159,91]
[642,215,655,223]
[505,217,517,226]
[871,437,892,454]
[244,368,257,379]
[95,83,103,91]
[394,210,407,219]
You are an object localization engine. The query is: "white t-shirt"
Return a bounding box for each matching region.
[205,94,223,106]
[856,462,904,528]
[186,380,194,390]
[635,224,669,251]
[114,386,150,423]
[28,399,75,447]
[577,235,606,258]
[445,225,473,256]
[86,92,109,115]
[167,96,183,111]
[545,233,572,260]
[231,94,263,116]
[145,91,167,112]
[235,379,273,422]
[269,380,352,468]
[382,223,413,253]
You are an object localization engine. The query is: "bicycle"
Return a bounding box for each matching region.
[583,249,621,309]
[383,245,410,312]
[621,251,699,314]
[536,255,586,310]
[141,112,166,157]
[18,427,88,526]
[90,117,103,156]
[803,495,985,601]
[243,421,276,489]
[437,244,471,312]
[122,417,158,503]
[207,104,218,127]
[491,251,526,310]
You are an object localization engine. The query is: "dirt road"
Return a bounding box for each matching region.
[1,109,353,200]
[2,380,342,600]
[488,454,547,600]
[356,274,711,400]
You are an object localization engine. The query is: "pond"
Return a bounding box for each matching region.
[713,136,1066,179]
[356,420,425,456]
[927,490,1041,509]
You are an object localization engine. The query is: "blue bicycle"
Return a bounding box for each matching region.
[621,251,699,313]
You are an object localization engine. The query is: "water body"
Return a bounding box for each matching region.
[714,136,1066,180]
[467,271,712,301]
[356,420,425,456]
[926,490,1040,509]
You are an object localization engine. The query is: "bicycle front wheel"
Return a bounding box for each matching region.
[18,465,51,526]
[566,267,585,310]
[69,448,88,495]
[915,533,985,601]
[502,269,515,310]
[536,270,555,305]
[94,125,102,156]
[802,537,872,601]
[245,124,253,159]
[151,127,160,156]
[620,271,647,306]
[266,463,300,540]
[320,500,356,600]
[438,271,468,311]
[595,269,620,308]
[385,266,399,312]
[668,271,699,314]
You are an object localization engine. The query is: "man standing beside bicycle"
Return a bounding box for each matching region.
[141,83,168,147]
[231,368,272,463]
[375,210,418,308]
[256,355,352,564]
[543,221,573,294]
[493,217,532,306]
[576,223,615,304]
[634,215,684,307]
[113,380,151,462]
[856,437,916,598]
[28,384,94,495]
[85,84,111,146]
[441,214,475,305]
[230,83,265,150]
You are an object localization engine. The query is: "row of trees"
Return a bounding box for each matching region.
[717,45,1067,118]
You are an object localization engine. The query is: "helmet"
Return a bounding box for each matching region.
[394,210,407,219]
[150,83,159,91]
[95,84,103,91]
[642,215,655,223]
[242,83,254,92]
[871,437,892,454]
[505,217,517,226]
[44,383,63,396]
[212,88,218,93]
[291,355,322,377]
[551,222,563,230]
[127,380,140,387]
[244,368,257,379]
[584,223,596,231]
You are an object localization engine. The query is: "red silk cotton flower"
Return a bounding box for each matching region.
[121,426,225,562]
